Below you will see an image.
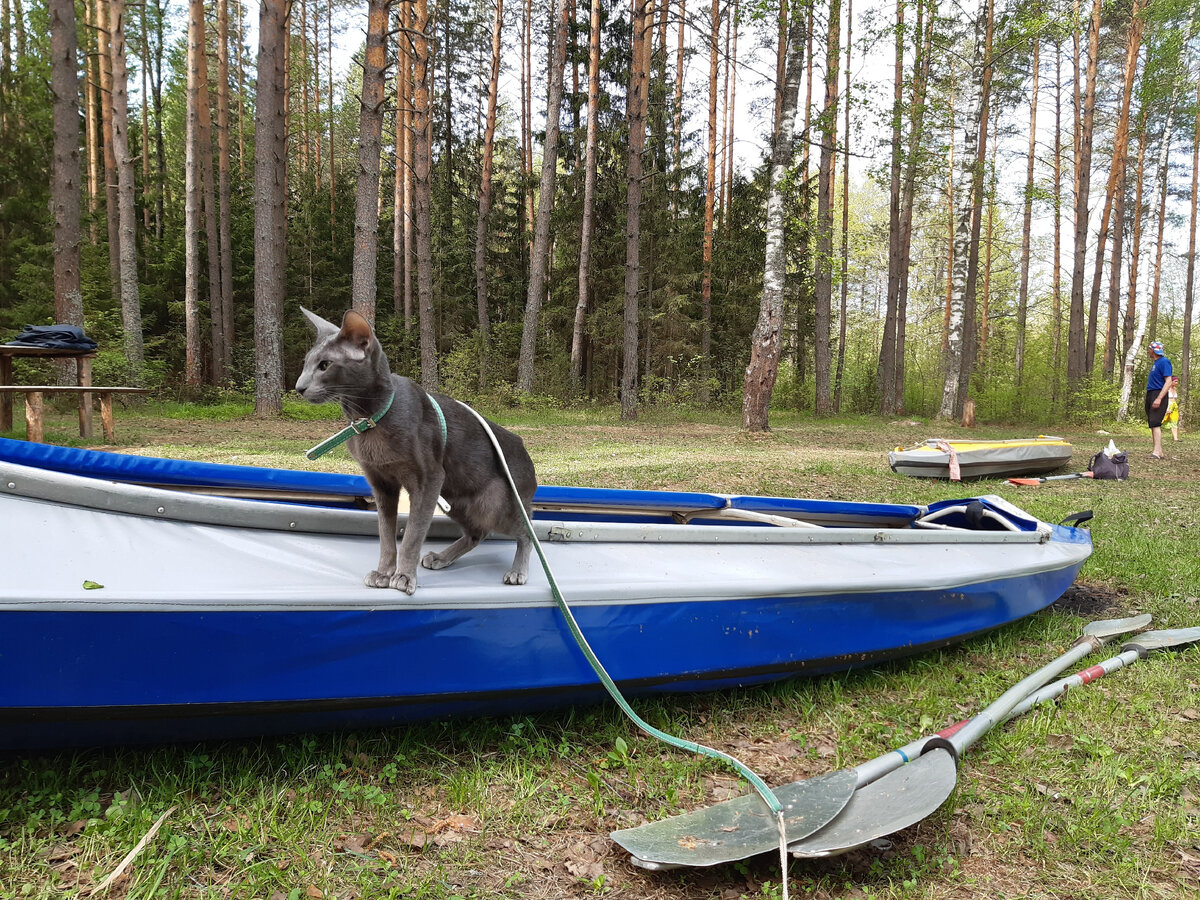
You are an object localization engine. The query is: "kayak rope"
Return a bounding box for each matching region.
[454,400,791,897]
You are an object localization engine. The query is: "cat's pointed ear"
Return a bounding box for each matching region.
[300,306,339,338]
[339,309,375,357]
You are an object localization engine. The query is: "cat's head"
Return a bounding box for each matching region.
[295,307,388,404]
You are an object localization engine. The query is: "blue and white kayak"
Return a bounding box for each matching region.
[0,439,1092,750]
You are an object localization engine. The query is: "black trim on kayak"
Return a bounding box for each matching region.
[2,628,993,725]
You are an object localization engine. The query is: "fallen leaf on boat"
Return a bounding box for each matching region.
[83,580,104,590]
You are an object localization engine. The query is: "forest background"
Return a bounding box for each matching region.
[2,0,1199,428]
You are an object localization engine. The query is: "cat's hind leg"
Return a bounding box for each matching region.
[421,529,482,570]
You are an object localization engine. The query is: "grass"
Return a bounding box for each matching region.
[2,401,1199,899]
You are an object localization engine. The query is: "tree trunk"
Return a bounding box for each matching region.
[742,4,805,431]
[217,0,234,380]
[516,0,569,395]
[185,0,205,387]
[1066,0,1101,387]
[153,0,166,236]
[619,0,650,419]
[253,0,289,416]
[328,0,335,249]
[834,0,850,412]
[195,14,224,382]
[674,0,685,166]
[1183,72,1200,419]
[83,0,99,241]
[393,4,406,319]
[813,0,839,415]
[980,106,997,369]
[97,0,121,304]
[878,0,903,414]
[349,0,391,324]
[403,2,414,330]
[1015,33,1038,390]
[700,0,719,402]
[939,2,987,420]
[1052,39,1063,375]
[413,0,437,388]
[107,0,145,373]
[720,0,738,224]
[891,0,932,413]
[571,0,601,391]
[1148,155,1168,341]
[139,1,151,236]
[954,0,993,418]
[474,0,503,389]
[1103,163,1125,379]
[50,0,84,330]
[1124,116,1147,360]
[1084,3,1142,375]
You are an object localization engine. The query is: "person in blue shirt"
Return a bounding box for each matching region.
[1145,340,1173,459]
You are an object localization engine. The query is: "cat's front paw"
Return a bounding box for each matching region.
[503,569,528,586]
[388,572,418,594]
[421,550,451,570]
[364,570,393,588]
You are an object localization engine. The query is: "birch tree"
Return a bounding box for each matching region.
[742,3,805,431]
[939,1,989,419]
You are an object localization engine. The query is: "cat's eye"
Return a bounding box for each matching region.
[317,360,330,371]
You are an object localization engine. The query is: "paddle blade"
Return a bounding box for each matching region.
[1082,614,1152,642]
[789,748,957,859]
[1006,478,1044,486]
[613,770,857,870]
[1122,626,1200,654]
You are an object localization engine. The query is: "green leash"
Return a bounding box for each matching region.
[305,391,448,461]
[450,400,790,890]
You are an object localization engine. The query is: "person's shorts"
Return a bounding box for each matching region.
[1146,390,1168,428]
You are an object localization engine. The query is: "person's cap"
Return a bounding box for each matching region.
[1150,341,1165,356]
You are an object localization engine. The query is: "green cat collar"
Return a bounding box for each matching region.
[305,392,396,460]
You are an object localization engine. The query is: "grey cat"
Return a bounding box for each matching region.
[295,307,537,594]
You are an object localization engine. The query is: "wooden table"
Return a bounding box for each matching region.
[0,345,97,438]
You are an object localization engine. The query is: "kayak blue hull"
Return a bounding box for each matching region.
[4,568,1084,750]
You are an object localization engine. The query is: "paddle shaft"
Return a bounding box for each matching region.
[1008,472,1093,485]
[852,626,1138,787]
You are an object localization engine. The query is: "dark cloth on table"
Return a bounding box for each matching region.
[5,324,98,352]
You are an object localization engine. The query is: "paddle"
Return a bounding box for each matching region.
[787,622,1200,859]
[1007,472,1094,486]
[611,615,1150,871]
